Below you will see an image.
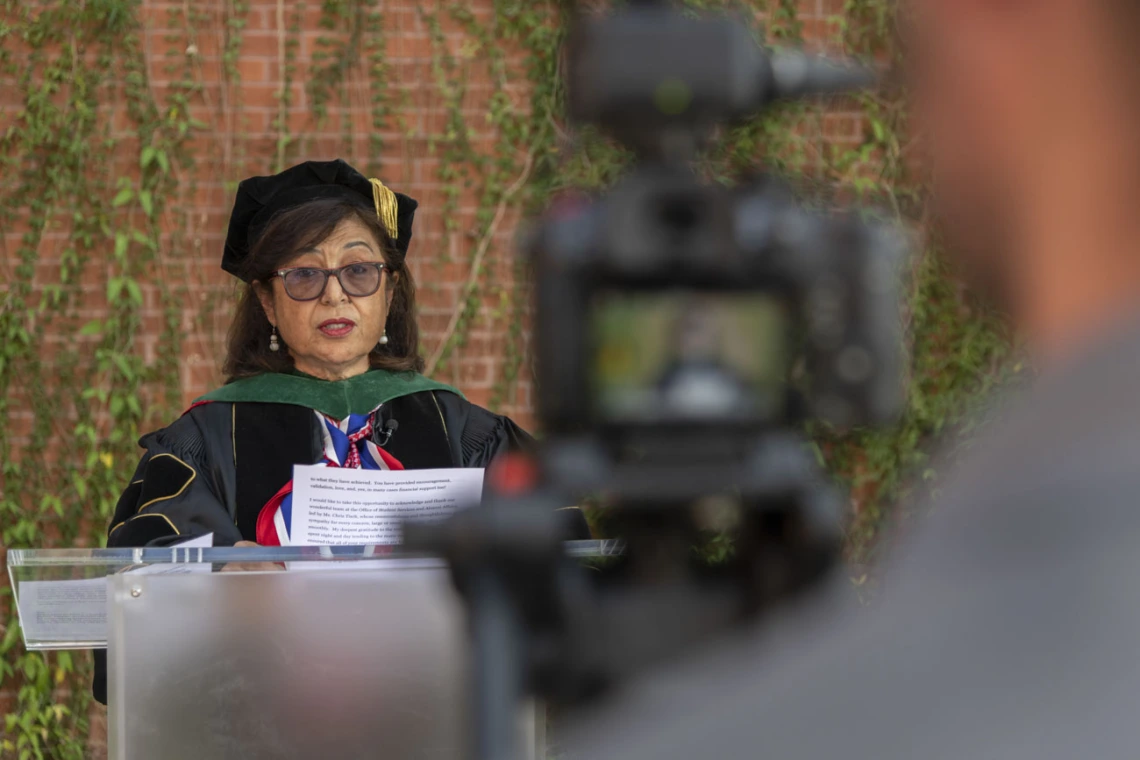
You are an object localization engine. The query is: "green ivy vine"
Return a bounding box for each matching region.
[0,0,201,755]
[0,0,1011,755]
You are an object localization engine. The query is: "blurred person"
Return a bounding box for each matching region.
[654,301,752,417]
[94,159,588,703]
[567,1,1140,757]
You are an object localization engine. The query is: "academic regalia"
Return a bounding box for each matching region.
[103,369,574,547]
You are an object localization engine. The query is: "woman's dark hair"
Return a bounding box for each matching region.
[223,197,423,380]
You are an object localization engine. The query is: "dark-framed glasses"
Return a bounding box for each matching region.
[272,262,386,301]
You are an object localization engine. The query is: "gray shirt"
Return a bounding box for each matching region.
[566,323,1140,760]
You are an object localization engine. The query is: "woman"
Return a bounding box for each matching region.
[105,159,585,548]
[93,160,586,703]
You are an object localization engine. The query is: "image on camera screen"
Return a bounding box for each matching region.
[591,291,789,423]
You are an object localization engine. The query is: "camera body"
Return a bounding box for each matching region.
[533,165,905,462]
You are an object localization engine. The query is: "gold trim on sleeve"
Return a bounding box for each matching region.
[109,512,181,538]
[136,453,197,513]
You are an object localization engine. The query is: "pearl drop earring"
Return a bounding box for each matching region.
[269,326,280,352]
[378,332,389,346]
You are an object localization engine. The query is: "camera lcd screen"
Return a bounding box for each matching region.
[591,291,789,423]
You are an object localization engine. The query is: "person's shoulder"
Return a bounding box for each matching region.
[179,398,237,428]
[139,400,235,454]
[891,357,1140,594]
[426,390,519,429]
[422,390,535,458]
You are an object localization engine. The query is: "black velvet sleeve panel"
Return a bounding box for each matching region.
[106,403,244,548]
[97,403,245,704]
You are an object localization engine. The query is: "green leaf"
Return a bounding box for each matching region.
[111,186,133,207]
[113,354,135,381]
[124,279,142,305]
[139,190,153,216]
[113,231,128,261]
[140,145,156,169]
[78,320,103,337]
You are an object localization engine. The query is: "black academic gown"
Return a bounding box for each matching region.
[105,390,542,547]
[95,375,588,703]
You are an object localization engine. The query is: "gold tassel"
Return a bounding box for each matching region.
[368,178,400,240]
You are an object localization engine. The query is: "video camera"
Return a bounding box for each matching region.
[540,8,902,442]
[405,4,908,759]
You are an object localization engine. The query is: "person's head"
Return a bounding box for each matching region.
[224,198,422,381]
[910,0,1140,357]
[673,303,723,361]
[221,159,422,381]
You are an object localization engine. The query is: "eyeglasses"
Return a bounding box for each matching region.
[272,262,386,302]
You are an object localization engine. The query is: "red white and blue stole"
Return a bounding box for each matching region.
[255,408,403,546]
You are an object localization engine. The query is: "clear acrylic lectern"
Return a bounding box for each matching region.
[7,541,620,759]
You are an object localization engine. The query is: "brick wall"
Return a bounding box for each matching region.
[3,0,854,433]
[1,1,858,756]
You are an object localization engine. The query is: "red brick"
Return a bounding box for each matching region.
[463,387,492,408]
[235,57,272,82]
[455,357,494,387]
[239,32,283,59]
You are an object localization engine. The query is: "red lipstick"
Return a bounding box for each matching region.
[317,318,356,338]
